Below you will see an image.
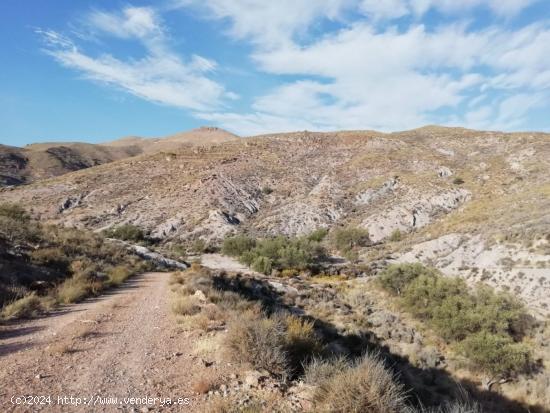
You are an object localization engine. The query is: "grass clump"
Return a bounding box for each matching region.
[108,265,132,286]
[379,263,532,377]
[331,226,370,261]
[172,295,202,316]
[311,352,408,413]
[1,293,44,319]
[56,276,91,304]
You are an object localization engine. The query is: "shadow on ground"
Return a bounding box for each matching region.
[211,271,549,413]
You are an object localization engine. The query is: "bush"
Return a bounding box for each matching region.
[389,229,403,242]
[379,263,533,376]
[251,256,273,275]
[453,177,465,185]
[221,235,256,257]
[457,332,531,376]
[280,314,322,369]
[308,228,328,242]
[228,234,326,274]
[312,352,408,413]
[225,310,289,377]
[331,227,370,260]
[304,356,349,385]
[0,203,30,222]
[104,224,145,242]
[379,263,437,296]
[1,293,43,319]
[190,238,207,254]
[261,186,273,195]
[30,247,69,271]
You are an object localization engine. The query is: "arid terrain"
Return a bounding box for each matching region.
[1,126,549,412]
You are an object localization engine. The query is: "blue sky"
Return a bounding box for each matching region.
[1,0,550,146]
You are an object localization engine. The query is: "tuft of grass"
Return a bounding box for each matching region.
[304,356,349,385]
[56,276,91,304]
[312,352,408,413]
[172,295,201,316]
[1,293,43,319]
[108,265,132,286]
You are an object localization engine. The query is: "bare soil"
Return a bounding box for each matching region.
[0,273,212,412]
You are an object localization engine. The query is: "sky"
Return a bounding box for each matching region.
[1,0,550,146]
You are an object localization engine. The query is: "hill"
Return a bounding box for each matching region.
[0,127,239,186]
[1,126,549,316]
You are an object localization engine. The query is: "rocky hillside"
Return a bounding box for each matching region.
[0,127,239,186]
[2,126,549,315]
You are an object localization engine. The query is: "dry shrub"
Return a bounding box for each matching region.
[56,276,90,304]
[1,293,43,319]
[280,314,322,368]
[203,303,224,321]
[225,310,289,377]
[171,295,201,316]
[312,352,408,413]
[108,265,132,286]
[192,373,219,394]
[304,356,349,385]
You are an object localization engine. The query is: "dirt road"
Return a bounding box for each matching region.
[0,273,208,412]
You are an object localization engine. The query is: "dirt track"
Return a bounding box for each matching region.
[0,272,208,412]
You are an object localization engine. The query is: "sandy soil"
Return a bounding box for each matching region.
[200,254,257,275]
[0,272,212,412]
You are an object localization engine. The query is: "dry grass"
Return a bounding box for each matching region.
[312,352,408,413]
[1,293,44,319]
[192,372,219,395]
[56,276,90,304]
[171,295,201,316]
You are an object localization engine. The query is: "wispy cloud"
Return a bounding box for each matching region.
[38,7,233,111]
[39,1,549,135]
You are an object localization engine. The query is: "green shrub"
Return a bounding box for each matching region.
[457,332,531,376]
[378,262,533,376]
[261,186,273,195]
[308,228,329,242]
[227,234,326,273]
[312,352,408,413]
[251,255,273,275]
[379,263,437,295]
[221,235,256,257]
[104,224,145,242]
[331,227,370,260]
[453,177,465,185]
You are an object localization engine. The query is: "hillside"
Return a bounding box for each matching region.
[0,127,239,186]
[2,126,549,315]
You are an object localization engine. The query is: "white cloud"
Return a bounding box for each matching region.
[178,0,351,48]
[38,7,233,111]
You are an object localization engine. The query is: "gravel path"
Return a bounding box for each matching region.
[0,273,206,412]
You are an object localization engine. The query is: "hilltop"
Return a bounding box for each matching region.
[0,127,239,186]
